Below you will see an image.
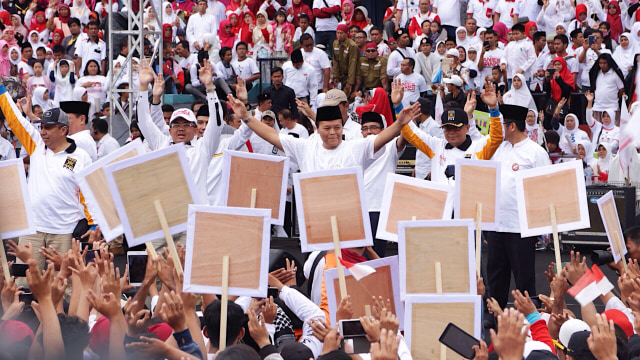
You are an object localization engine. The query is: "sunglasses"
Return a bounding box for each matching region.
[608,5,616,8]
[366,49,377,52]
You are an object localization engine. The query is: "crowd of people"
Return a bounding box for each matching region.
[1,0,640,359]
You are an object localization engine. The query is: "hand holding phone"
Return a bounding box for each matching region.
[439,323,480,359]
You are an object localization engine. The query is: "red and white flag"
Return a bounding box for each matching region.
[567,269,601,306]
[339,257,376,281]
[434,93,444,126]
[630,58,640,148]
[590,264,615,295]
[618,97,635,180]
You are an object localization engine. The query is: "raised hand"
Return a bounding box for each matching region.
[361,315,381,342]
[490,308,529,360]
[261,296,277,324]
[486,297,503,317]
[480,81,498,109]
[227,94,250,120]
[87,289,122,319]
[369,329,399,360]
[464,91,477,119]
[138,58,155,90]
[336,295,354,321]
[199,59,214,88]
[26,260,54,301]
[6,240,33,263]
[152,73,165,99]
[585,90,594,103]
[40,247,63,271]
[248,309,271,348]
[124,299,151,337]
[396,102,421,126]
[564,250,587,284]
[512,290,537,316]
[236,77,248,104]
[391,78,404,107]
[158,291,187,332]
[587,314,617,360]
[471,340,489,360]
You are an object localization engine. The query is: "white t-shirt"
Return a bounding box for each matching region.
[396,0,420,28]
[280,123,310,139]
[70,129,98,162]
[293,27,315,42]
[303,48,331,91]
[312,0,340,32]
[231,57,259,80]
[479,48,504,83]
[96,133,120,159]
[365,140,402,211]
[432,0,461,27]
[494,0,517,28]
[593,70,624,112]
[395,72,428,108]
[467,0,497,29]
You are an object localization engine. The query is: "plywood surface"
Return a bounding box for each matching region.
[112,152,191,238]
[601,198,624,257]
[332,265,396,318]
[85,149,139,229]
[386,183,449,234]
[523,169,580,229]
[0,165,28,233]
[459,165,496,222]
[190,212,263,290]
[227,156,285,218]
[300,174,365,244]
[405,226,470,294]
[410,302,475,360]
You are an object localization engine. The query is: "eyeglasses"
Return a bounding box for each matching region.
[355,36,365,39]
[608,5,616,8]
[171,123,195,128]
[361,125,381,131]
[366,49,377,53]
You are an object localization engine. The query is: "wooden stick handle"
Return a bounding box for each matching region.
[0,234,10,283]
[435,261,443,295]
[331,215,348,299]
[475,202,482,276]
[219,255,229,351]
[550,204,562,275]
[250,188,257,209]
[145,242,158,260]
[411,216,417,221]
[154,199,183,275]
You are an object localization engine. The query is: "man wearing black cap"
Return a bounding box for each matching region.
[227,94,421,173]
[413,97,444,180]
[60,100,97,162]
[254,92,272,121]
[387,28,416,78]
[486,103,551,311]
[0,79,92,270]
[282,49,318,105]
[401,84,504,185]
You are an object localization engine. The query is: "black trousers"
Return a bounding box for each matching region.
[486,231,537,309]
[368,211,387,257]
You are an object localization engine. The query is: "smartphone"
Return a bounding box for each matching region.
[483,40,490,50]
[548,68,556,76]
[339,319,367,337]
[3,240,16,263]
[10,263,28,277]
[339,320,370,354]
[267,287,279,300]
[127,251,148,287]
[19,291,36,304]
[588,35,596,46]
[439,323,480,359]
[85,249,99,265]
[80,242,92,250]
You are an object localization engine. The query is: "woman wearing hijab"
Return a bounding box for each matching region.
[585,91,620,153]
[349,7,371,36]
[341,0,354,25]
[252,10,271,59]
[143,6,160,32]
[524,109,545,145]
[555,113,590,153]
[228,12,241,36]
[543,57,574,129]
[49,29,65,49]
[454,26,471,50]
[492,22,508,47]
[503,73,537,112]
[592,142,613,182]
[287,0,313,28]
[2,27,17,48]
[599,22,617,51]
[10,15,27,39]
[568,4,594,34]
[8,46,20,76]
[624,54,640,105]
[218,19,238,50]
[51,3,72,37]
[594,0,623,43]
[0,40,10,77]
[355,88,394,127]
[27,30,46,53]
[70,0,91,25]
[29,11,47,37]
[524,21,537,41]
[162,1,183,30]
[613,33,636,78]
[162,23,173,43]
[32,87,54,112]
[575,139,594,170]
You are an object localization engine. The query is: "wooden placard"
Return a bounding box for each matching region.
[515,161,590,237]
[221,150,289,225]
[597,191,627,264]
[398,219,476,298]
[293,167,372,252]
[454,159,501,230]
[0,158,35,238]
[324,256,404,329]
[404,294,481,360]
[377,173,454,242]
[183,205,271,296]
[104,144,203,247]
[75,139,146,241]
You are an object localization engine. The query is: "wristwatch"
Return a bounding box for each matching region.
[206,86,216,93]
[243,115,251,123]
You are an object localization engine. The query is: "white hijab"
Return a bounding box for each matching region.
[162,2,177,25]
[8,46,20,66]
[503,74,537,112]
[73,87,87,101]
[28,30,46,52]
[612,33,637,77]
[594,142,613,174]
[32,87,52,112]
[455,26,470,49]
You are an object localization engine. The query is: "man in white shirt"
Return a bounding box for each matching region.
[207,0,226,32]
[493,0,518,28]
[370,27,390,57]
[467,0,496,29]
[300,34,331,93]
[283,49,318,105]
[486,104,551,310]
[18,43,34,77]
[322,89,362,140]
[514,0,541,23]
[395,0,420,29]
[395,58,428,108]
[186,0,217,53]
[90,118,120,159]
[312,0,341,57]
[60,101,97,162]
[279,109,309,139]
[500,23,536,87]
[413,98,444,180]
[0,133,16,160]
[387,28,416,78]
[231,42,260,87]
[432,0,462,37]
[591,53,625,113]
[478,30,504,84]
[74,21,107,75]
[176,40,198,77]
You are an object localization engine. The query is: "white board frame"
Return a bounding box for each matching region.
[515,160,590,237]
[75,139,145,241]
[324,255,404,329]
[220,150,289,225]
[104,144,203,247]
[183,205,271,297]
[293,167,373,252]
[454,158,501,231]
[0,158,35,238]
[597,191,628,264]
[397,219,476,299]
[377,173,454,242]
[403,294,482,352]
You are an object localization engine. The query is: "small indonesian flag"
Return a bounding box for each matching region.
[567,269,601,306]
[339,257,376,281]
[590,264,615,295]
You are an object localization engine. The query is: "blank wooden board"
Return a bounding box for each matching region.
[0,159,34,238]
[455,159,500,230]
[76,140,145,241]
[183,205,271,296]
[597,191,627,264]
[404,295,481,360]
[222,150,289,225]
[324,256,404,329]
[293,167,372,252]
[398,220,476,298]
[104,145,202,247]
[377,173,454,242]
[515,161,589,237]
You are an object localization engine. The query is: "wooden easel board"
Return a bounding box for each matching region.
[324,255,404,329]
[293,167,372,252]
[404,294,481,360]
[0,158,35,238]
[515,160,589,237]
[377,173,454,242]
[454,159,501,230]
[398,219,476,298]
[104,144,203,247]
[597,191,627,264]
[221,150,289,225]
[75,139,145,241]
[183,205,271,297]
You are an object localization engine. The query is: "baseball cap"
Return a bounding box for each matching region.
[559,319,591,347]
[603,309,634,338]
[440,108,468,127]
[445,48,459,57]
[417,97,432,115]
[443,75,463,87]
[262,110,276,119]
[566,331,592,357]
[468,45,478,52]
[170,108,197,124]
[40,108,69,126]
[322,89,348,106]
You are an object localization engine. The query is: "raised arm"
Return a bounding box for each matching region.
[0,81,42,155]
[227,94,283,151]
[137,60,171,150]
[475,82,504,160]
[374,102,422,153]
[198,59,224,159]
[150,74,170,135]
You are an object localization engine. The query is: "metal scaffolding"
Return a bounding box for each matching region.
[107,0,162,142]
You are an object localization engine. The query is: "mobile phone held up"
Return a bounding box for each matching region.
[439,322,480,359]
[127,251,148,287]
